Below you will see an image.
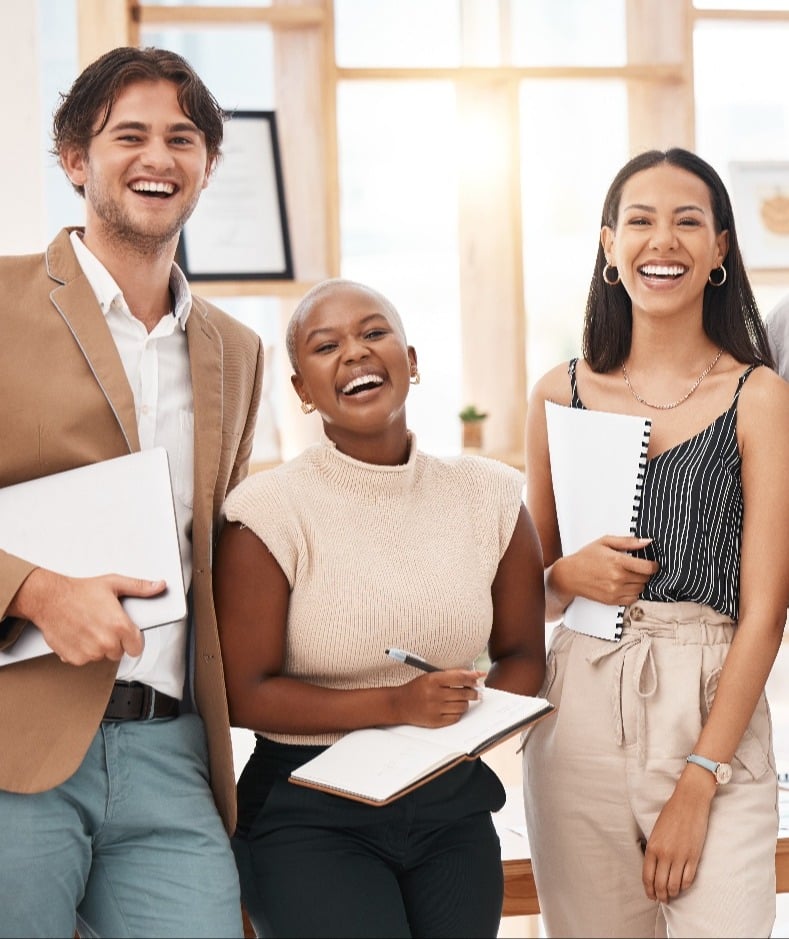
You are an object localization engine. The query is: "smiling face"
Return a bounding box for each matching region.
[601,162,729,321]
[290,282,417,458]
[60,79,212,256]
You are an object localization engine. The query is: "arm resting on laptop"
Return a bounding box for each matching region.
[5,567,165,665]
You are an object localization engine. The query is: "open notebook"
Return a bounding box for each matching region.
[289,687,554,806]
[0,448,187,666]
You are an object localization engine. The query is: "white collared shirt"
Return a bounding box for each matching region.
[70,230,192,698]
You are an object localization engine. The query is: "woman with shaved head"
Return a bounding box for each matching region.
[213,278,546,938]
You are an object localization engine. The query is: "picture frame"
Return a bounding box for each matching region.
[728,161,789,271]
[177,110,294,281]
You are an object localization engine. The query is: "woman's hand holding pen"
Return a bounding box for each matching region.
[552,535,659,609]
[390,668,486,728]
[384,647,485,727]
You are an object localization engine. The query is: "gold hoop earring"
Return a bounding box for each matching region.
[708,264,727,287]
[300,400,316,414]
[410,368,421,385]
[602,263,620,286]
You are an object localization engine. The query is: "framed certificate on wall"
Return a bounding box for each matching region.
[177,110,294,281]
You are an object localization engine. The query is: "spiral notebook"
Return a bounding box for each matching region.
[545,401,652,640]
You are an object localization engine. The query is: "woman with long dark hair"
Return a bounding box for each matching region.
[520,148,789,938]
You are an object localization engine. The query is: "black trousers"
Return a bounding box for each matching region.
[233,737,506,939]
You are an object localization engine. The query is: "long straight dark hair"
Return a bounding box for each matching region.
[583,148,773,373]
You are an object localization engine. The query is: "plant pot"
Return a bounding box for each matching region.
[462,420,485,452]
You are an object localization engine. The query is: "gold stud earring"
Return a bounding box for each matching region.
[300,400,316,414]
[410,368,421,385]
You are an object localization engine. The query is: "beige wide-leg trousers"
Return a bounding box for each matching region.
[522,601,778,939]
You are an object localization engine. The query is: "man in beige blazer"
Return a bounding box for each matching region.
[0,47,263,937]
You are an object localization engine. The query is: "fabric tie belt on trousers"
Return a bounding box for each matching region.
[103,680,180,721]
[584,601,735,766]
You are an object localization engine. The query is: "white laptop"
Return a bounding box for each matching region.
[0,447,187,666]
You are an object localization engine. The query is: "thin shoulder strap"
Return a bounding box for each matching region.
[568,357,583,408]
[732,364,758,406]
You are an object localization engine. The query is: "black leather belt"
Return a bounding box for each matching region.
[103,680,180,722]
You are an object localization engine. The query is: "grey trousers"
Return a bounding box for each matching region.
[522,601,778,939]
[0,713,243,939]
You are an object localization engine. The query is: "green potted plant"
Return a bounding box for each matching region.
[458,404,488,451]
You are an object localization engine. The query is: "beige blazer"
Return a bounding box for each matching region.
[0,228,264,834]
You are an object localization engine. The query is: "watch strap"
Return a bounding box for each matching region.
[686,753,718,775]
[686,752,732,784]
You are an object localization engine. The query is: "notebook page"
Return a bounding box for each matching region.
[289,727,460,802]
[387,688,552,754]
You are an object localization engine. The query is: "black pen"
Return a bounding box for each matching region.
[385,647,440,673]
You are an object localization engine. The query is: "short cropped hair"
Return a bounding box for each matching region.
[286,278,408,373]
[52,46,226,196]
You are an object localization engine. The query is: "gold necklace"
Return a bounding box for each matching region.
[621,348,723,410]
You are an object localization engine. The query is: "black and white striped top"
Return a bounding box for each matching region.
[569,358,757,620]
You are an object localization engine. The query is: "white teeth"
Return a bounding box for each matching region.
[342,374,384,394]
[131,181,175,194]
[640,264,685,277]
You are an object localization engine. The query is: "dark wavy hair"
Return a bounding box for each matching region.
[583,148,773,372]
[52,46,227,196]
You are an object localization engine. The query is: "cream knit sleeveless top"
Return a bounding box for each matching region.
[222,433,525,745]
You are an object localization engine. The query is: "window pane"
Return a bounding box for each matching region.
[520,80,629,390]
[205,297,284,465]
[509,0,626,66]
[694,0,789,9]
[143,0,270,6]
[140,26,275,111]
[335,0,461,67]
[695,22,789,164]
[337,81,461,456]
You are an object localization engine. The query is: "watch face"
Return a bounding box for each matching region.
[715,762,733,785]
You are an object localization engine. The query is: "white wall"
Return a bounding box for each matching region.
[0,0,46,254]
